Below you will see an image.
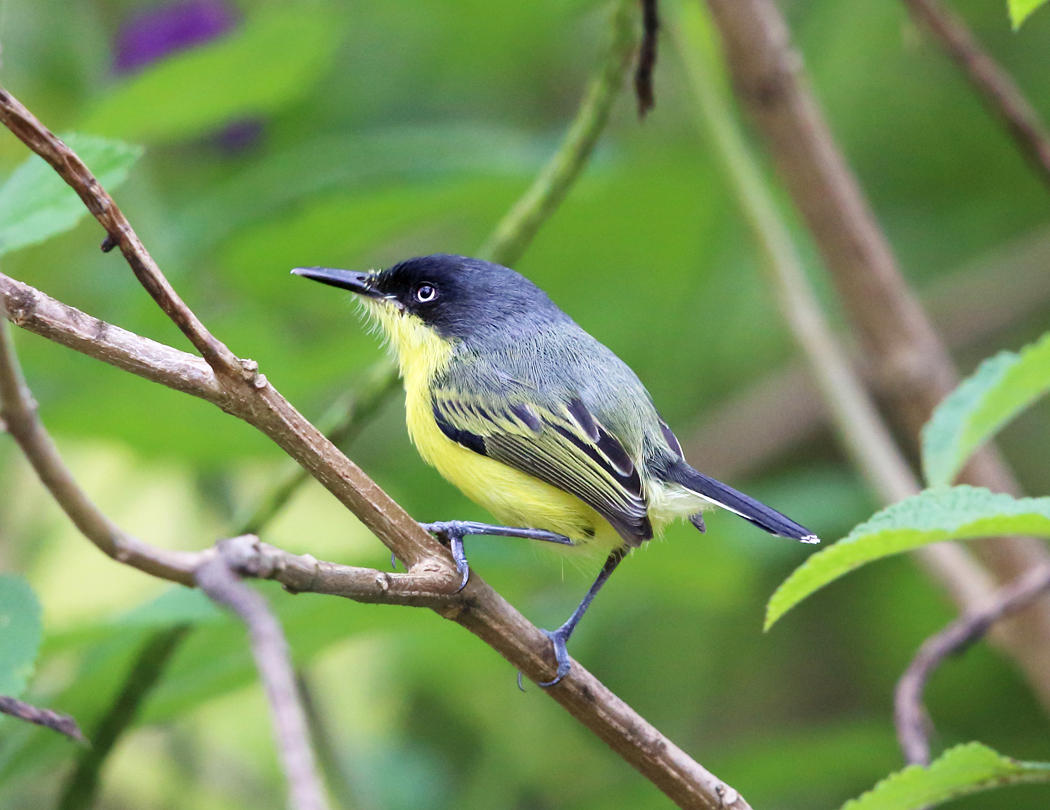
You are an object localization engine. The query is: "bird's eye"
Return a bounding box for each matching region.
[414,283,438,303]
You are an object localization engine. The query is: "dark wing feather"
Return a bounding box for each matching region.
[430,389,652,545]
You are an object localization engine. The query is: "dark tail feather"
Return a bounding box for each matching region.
[666,463,819,544]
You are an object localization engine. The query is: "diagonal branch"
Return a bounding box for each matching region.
[0,696,84,743]
[0,89,242,376]
[0,272,750,810]
[902,0,1050,188]
[0,85,749,808]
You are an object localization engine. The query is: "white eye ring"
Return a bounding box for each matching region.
[415,283,438,303]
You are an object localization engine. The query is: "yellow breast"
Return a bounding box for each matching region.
[369,303,620,552]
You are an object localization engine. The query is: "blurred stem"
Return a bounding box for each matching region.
[477,0,637,266]
[297,671,362,810]
[902,0,1050,188]
[670,4,994,610]
[57,626,189,810]
[232,361,399,536]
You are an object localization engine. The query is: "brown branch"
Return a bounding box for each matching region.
[902,0,1050,187]
[704,0,1050,712]
[196,546,329,810]
[0,696,84,743]
[0,279,749,809]
[0,89,241,376]
[0,86,749,809]
[895,565,1050,766]
[0,310,208,586]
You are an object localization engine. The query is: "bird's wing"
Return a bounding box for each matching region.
[429,379,652,546]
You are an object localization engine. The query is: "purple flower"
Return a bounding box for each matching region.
[113,0,237,75]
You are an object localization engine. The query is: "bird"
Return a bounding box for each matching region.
[292,254,819,686]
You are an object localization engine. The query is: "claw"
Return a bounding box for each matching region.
[538,628,572,687]
[449,534,470,592]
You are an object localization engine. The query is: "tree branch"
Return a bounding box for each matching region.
[0,696,84,743]
[0,83,749,808]
[895,565,1050,766]
[0,89,242,377]
[196,547,329,810]
[902,0,1050,188]
[703,0,1050,712]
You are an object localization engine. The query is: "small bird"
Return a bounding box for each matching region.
[293,254,818,685]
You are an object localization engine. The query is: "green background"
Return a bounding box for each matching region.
[2,0,1050,807]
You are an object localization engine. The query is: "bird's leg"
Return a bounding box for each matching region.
[421,520,573,592]
[540,546,628,688]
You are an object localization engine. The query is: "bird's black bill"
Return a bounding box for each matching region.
[290,266,382,298]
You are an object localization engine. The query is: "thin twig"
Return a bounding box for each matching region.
[635,0,659,117]
[58,627,188,810]
[196,547,329,810]
[0,90,242,377]
[478,0,638,266]
[895,565,1050,766]
[0,696,84,743]
[902,0,1050,188]
[703,0,1050,711]
[0,89,748,808]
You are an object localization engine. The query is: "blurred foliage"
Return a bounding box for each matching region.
[1,0,1050,808]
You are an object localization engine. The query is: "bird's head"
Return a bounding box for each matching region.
[292,254,568,356]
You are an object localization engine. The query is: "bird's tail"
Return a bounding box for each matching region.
[665,462,820,544]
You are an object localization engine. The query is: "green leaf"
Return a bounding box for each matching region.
[841,742,1050,810]
[81,6,343,143]
[1008,0,1049,29]
[922,331,1050,487]
[765,487,1050,630]
[0,133,141,257]
[0,575,43,699]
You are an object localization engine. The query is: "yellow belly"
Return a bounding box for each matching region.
[406,383,623,551]
[373,304,625,553]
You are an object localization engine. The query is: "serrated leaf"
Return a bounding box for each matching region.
[765,487,1050,630]
[81,6,343,143]
[1008,0,1048,29]
[922,331,1050,487]
[0,133,141,257]
[841,742,1050,810]
[0,575,43,699]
